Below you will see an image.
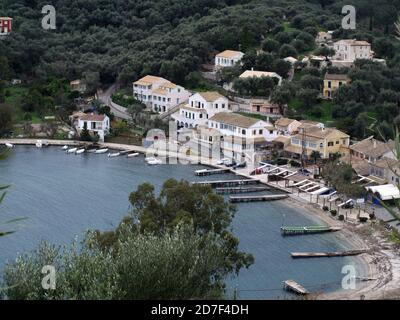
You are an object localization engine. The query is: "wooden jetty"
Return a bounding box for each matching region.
[291,249,369,259]
[195,168,231,176]
[193,179,260,188]
[216,186,270,194]
[281,225,342,236]
[283,280,309,295]
[229,194,288,203]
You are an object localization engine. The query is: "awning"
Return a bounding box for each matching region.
[366,184,400,201]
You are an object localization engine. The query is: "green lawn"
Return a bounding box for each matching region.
[288,98,333,124]
[4,85,43,124]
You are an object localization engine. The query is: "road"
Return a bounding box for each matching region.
[97,84,131,120]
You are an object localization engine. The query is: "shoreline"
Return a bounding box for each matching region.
[2,139,400,300]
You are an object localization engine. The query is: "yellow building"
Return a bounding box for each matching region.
[323,74,350,99]
[284,127,350,159]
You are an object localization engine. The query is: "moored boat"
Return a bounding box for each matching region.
[66,148,78,154]
[5,143,14,148]
[75,149,85,154]
[95,148,109,154]
[127,152,139,158]
[108,152,120,158]
[62,145,69,150]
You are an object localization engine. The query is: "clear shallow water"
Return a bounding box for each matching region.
[0,146,366,299]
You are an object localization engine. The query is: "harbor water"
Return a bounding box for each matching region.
[0,146,367,299]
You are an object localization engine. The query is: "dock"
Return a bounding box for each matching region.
[215,186,271,194]
[229,194,288,203]
[291,249,369,259]
[195,168,231,176]
[193,179,260,188]
[283,280,309,295]
[281,226,341,236]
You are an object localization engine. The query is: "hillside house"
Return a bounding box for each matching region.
[0,17,12,35]
[215,50,244,69]
[172,92,230,129]
[323,74,350,99]
[133,75,191,113]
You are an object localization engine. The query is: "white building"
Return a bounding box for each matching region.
[332,39,373,64]
[133,75,191,113]
[77,114,110,142]
[172,92,231,129]
[239,70,283,85]
[208,112,278,161]
[215,50,244,69]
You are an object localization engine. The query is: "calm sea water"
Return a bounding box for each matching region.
[0,146,366,299]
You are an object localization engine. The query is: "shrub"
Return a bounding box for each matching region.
[330,209,337,216]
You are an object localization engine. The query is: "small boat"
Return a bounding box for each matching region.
[62,145,69,150]
[145,156,156,162]
[127,152,139,158]
[108,152,120,158]
[147,158,162,165]
[95,148,109,154]
[36,140,43,148]
[5,143,13,148]
[66,147,78,154]
[75,149,85,154]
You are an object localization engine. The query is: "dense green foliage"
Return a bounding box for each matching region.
[2,225,230,299]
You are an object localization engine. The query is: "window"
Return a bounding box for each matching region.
[242,129,246,135]
[253,130,256,135]
[222,104,225,109]
[328,81,332,88]
[328,142,334,147]
[336,141,339,144]
[259,129,263,134]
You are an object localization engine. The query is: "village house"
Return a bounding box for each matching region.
[207,112,278,161]
[132,75,191,113]
[274,118,301,135]
[76,114,110,142]
[369,158,400,185]
[323,74,350,99]
[239,70,283,85]
[315,31,333,46]
[332,39,373,66]
[246,99,281,117]
[0,17,12,35]
[215,50,244,69]
[171,91,230,129]
[350,137,396,163]
[283,127,350,160]
[70,80,87,94]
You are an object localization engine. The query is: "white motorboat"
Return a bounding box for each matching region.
[66,147,78,154]
[62,145,69,150]
[75,149,85,154]
[127,152,139,158]
[147,158,162,165]
[5,143,14,148]
[95,148,109,154]
[36,140,43,148]
[108,152,120,158]
[145,156,156,162]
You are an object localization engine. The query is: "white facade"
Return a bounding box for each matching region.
[77,114,110,142]
[208,112,278,161]
[215,50,244,69]
[333,40,373,63]
[133,75,191,113]
[172,92,231,129]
